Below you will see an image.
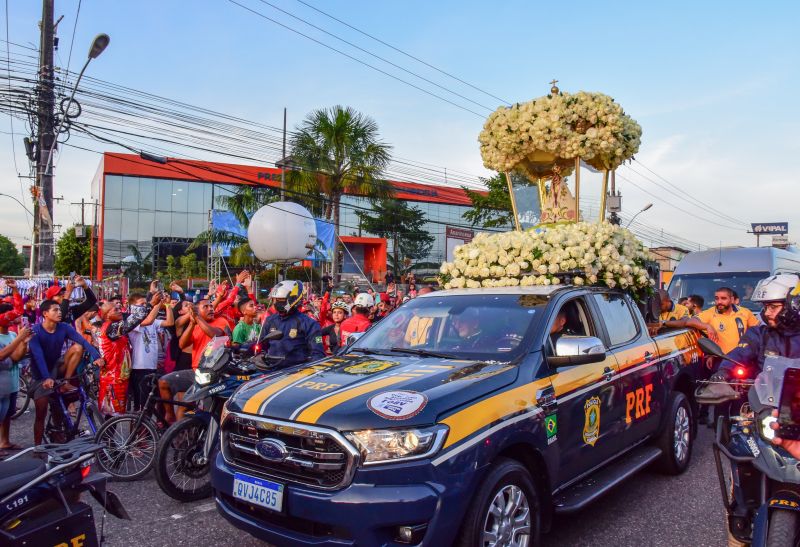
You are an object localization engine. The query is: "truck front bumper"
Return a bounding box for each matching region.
[212,452,479,546]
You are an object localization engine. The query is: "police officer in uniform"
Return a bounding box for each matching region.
[260,280,325,368]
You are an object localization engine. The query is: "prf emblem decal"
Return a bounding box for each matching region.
[289,328,298,339]
[343,360,398,375]
[583,396,601,446]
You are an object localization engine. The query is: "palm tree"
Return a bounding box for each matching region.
[287,106,392,281]
[189,186,278,266]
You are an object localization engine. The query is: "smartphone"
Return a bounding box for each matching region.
[69,271,77,282]
[777,367,800,441]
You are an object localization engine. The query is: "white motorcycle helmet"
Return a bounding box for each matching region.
[269,280,304,315]
[751,274,800,330]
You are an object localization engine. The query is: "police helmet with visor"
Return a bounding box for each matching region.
[269,280,304,315]
[751,274,800,331]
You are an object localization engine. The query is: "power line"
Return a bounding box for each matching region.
[3,0,31,232]
[628,159,747,227]
[292,0,511,106]
[224,0,485,118]
[254,0,493,112]
[615,172,744,231]
[63,0,81,92]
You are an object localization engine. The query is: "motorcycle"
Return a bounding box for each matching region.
[697,338,800,547]
[0,438,130,546]
[154,330,283,501]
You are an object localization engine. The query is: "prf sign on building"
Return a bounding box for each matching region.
[446,226,474,262]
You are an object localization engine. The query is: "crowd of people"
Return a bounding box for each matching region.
[0,270,434,456]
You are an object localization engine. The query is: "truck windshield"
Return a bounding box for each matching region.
[668,271,769,312]
[351,293,549,362]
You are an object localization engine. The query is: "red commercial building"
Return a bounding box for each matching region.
[90,153,482,281]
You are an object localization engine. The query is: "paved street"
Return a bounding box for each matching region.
[11,409,726,546]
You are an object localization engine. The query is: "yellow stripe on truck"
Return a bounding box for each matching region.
[295,375,415,424]
[242,368,320,414]
[441,379,551,448]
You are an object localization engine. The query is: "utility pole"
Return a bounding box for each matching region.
[71,198,87,226]
[33,0,56,275]
[280,107,286,201]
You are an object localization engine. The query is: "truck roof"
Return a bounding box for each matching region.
[673,247,800,275]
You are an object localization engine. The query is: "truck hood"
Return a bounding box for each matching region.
[228,352,520,431]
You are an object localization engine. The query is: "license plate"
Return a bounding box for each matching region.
[232,472,284,512]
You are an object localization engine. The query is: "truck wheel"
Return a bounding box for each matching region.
[766,510,799,547]
[655,392,693,475]
[457,458,540,547]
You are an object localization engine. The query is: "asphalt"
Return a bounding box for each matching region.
[8,409,728,547]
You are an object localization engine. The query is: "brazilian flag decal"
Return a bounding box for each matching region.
[545,415,557,439]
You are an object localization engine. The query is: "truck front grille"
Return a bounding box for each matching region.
[221,413,359,489]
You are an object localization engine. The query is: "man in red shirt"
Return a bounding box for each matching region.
[179,299,228,369]
[340,293,373,346]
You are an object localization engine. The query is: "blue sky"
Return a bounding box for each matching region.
[1,0,798,251]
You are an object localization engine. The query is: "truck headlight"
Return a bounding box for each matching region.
[194,370,213,385]
[345,425,448,465]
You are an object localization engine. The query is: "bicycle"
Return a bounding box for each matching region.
[94,373,192,481]
[43,377,104,444]
[10,362,31,420]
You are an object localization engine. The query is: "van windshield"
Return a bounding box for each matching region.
[668,272,770,311]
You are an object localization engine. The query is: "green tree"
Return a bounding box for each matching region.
[0,234,25,275]
[54,227,94,275]
[288,105,393,281]
[356,199,434,276]
[462,172,514,229]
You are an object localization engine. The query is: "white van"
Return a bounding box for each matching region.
[667,247,800,311]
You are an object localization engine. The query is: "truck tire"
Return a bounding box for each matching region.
[654,391,693,475]
[766,510,799,547]
[456,457,540,547]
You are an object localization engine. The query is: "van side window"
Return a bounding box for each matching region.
[591,293,638,347]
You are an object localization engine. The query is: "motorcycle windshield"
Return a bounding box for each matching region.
[198,336,229,371]
[753,356,800,409]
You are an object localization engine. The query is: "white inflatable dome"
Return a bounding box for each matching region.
[247,201,317,261]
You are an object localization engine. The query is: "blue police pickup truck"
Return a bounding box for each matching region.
[211,285,702,546]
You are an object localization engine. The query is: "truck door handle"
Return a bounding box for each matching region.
[644,351,654,362]
[603,367,615,381]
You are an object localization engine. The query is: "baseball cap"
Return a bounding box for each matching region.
[45,285,65,299]
[354,293,373,308]
[379,292,390,303]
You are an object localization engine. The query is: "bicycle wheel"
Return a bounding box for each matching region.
[11,376,30,419]
[85,401,106,434]
[154,416,212,501]
[95,414,159,481]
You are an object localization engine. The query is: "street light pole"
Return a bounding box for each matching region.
[626,203,653,228]
[33,32,109,275]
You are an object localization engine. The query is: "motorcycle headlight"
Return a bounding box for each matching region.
[194,370,213,385]
[345,425,448,465]
[761,413,778,441]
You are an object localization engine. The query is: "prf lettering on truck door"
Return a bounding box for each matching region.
[625,383,653,424]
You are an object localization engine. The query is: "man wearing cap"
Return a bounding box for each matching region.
[48,275,97,327]
[340,293,373,346]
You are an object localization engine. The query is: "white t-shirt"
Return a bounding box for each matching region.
[129,320,163,370]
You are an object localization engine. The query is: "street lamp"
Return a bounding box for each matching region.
[42,34,110,175]
[0,193,34,217]
[33,33,109,275]
[626,203,653,228]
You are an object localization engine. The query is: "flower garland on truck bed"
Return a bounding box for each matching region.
[439,222,654,295]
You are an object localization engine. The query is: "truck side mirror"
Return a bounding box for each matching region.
[346,332,365,346]
[547,335,607,368]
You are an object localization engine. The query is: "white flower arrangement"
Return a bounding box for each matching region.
[478,91,642,174]
[440,222,654,295]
